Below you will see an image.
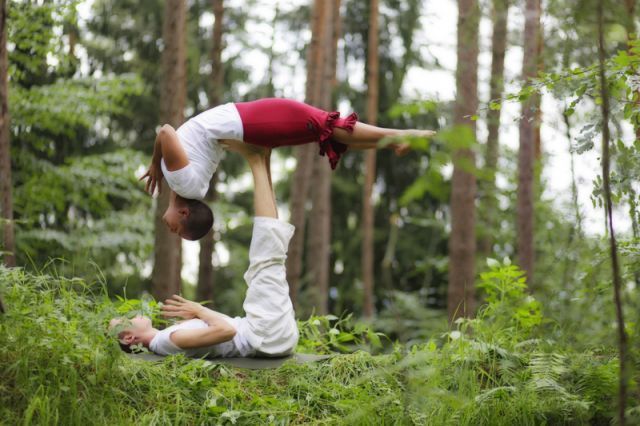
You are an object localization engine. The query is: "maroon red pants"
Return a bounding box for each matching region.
[234,98,358,170]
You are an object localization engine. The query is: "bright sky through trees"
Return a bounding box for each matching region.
[75,0,631,285]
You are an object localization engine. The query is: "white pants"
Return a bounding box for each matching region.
[237,217,299,356]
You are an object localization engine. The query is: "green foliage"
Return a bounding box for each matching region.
[2,266,637,425]
[8,0,79,85]
[472,259,543,342]
[12,149,153,292]
[297,313,385,354]
[10,75,144,158]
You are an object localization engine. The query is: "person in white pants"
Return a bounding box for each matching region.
[110,142,298,358]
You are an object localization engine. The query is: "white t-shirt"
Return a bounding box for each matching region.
[160,103,243,200]
[149,317,254,358]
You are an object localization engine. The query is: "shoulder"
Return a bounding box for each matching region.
[150,320,208,355]
[149,326,182,355]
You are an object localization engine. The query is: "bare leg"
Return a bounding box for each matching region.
[219,140,277,219]
[248,154,277,219]
[332,122,436,155]
[265,149,278,219]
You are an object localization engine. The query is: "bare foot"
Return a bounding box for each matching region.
[406,129,436,138]
[391,130,436,156]
[392,142,411,156]
[219,139,268,160]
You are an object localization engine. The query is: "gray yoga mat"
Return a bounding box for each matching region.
[126,352,332,369]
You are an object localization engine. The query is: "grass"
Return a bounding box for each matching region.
[0,264,636,425]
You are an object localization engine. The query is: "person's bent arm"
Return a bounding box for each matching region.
[155,124,189,171]
[169,320,236,349]
[140,124,190,195]
[161,295,236,349]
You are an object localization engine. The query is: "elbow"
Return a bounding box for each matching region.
[158,124,174,136]
[224,324,237,341]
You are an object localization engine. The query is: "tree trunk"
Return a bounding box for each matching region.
[0,0,14,267]
[623,0,640,287]
[447,0,479,322]
[597,2,628,423]
[308,0,340,315]
[197,0,224,306]
[517,0,540,285]
[361,0,379,319]
[623,0,639,141]
[481,0,509,256]
[152,0,187,302]
[286,0,326,309]
[533,1,543,161]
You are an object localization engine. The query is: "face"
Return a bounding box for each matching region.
[129,315,152,331]
[110,315,152,346]
[162,205,185,237]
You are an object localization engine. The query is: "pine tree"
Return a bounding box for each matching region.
[197,0,224,306]
[481,0,509,255]
[0,0,14,267]
[517,0,541,284]
[308,0,341,315]
[152,0,187,301]
[286,0,326,310]
[361,0,379,319]
[447,0,479,322]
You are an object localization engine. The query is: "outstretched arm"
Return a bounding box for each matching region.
[140,124,190,196]
[161,295,236,349]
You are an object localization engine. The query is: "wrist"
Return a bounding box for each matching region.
[194,305,206,319]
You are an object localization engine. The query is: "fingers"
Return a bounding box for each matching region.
[161,310,188,318]
[160,295,197,319]
[163,295,188,306]
[161,305,181,312]
[171,294,188,302]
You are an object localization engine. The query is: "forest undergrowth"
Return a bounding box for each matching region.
[0,263,638,425]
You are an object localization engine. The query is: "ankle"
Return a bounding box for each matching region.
[246,152,264,166]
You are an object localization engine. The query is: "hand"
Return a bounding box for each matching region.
[161,295,203,320]
[139,160,163,196]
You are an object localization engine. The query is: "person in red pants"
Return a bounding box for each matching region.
[139,98,435,241]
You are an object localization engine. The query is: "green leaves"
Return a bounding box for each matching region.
[10,75,144,157]
[474,260,543,340]
[388,100,438,119]
[397,124,481,207]
[297,314,385,354]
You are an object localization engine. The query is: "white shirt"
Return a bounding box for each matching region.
[160,103,243,200]
[149,318,254,358]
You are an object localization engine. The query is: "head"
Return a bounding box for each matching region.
[108,315,154,352]
[162,194,213,240]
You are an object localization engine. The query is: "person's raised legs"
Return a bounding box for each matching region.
[332,122,436,156]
